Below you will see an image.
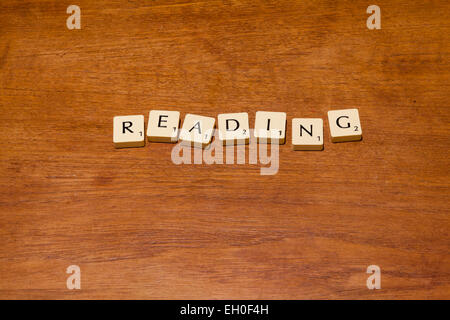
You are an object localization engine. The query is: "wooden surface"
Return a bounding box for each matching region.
[0,0,449,300]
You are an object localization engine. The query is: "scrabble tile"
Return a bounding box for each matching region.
[254,111,286,144]
[113,115,145,148]
[146,110,180,143]
[217,112,250,145]
[328,109,362,142]
[179,113,215,148]
[292,118,324,151]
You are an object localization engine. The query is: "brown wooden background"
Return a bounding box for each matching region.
[0,0,449,299]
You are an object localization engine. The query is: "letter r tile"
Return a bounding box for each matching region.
[113,115,145,148]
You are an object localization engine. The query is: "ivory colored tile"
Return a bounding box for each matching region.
[113,115,145,148]
[292,118,323,151]
[254,111,286,144]
[146,110,180,143]
[179,113,215,148]
[328,109,362,142]
[217,112,250,145]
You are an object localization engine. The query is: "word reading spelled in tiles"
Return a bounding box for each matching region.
[254,111,287,144]
[292,118,324,151]
[218,112,250,145]
[113,115,145,148]
[113,109,362,150]
[328,109,362,142]
[147,110,180,143]
[179,113,216,148]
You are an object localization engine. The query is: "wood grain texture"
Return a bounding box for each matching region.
[0,0,449,299]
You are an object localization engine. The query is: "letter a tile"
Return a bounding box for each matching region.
[179,114,215,148]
